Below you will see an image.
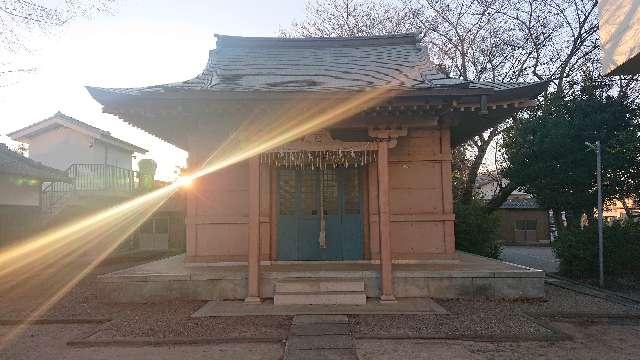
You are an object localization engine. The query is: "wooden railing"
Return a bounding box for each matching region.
[42,164,140,220]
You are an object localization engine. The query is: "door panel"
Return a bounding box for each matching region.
[277,167,363,261]
[340,168,363,260]
[323,169,342,260]
[298,171,321,260]
[276,170,298,260]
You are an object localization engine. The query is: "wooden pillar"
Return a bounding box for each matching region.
[185,150,198,262]
[245,156,261,303]
[377,141,396,302]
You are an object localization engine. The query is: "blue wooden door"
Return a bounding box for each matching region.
[277,168,363,261]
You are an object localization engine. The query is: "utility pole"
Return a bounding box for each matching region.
[586,140,604,288]
[596,141,604,288]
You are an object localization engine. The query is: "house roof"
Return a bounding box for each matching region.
[0,144,70,182]
[500,198,542,209]
[8,112,147,154]
[86,33,544,95]
[85,34,549,149]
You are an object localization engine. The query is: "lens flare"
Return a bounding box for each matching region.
[175,175,193,187]
[0,84,397,349]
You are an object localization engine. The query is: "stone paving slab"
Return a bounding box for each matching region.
[287,335,354,350]
[284,315,359,360]
[293,315,349,324]
[192,298,449,317]
[291,323,350,336]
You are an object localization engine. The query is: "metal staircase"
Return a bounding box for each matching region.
[41,163,140,223]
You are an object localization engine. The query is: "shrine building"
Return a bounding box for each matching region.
[89,34,548,304]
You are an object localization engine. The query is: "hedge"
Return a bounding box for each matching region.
[553,221,640,278]
[454,201,502,259]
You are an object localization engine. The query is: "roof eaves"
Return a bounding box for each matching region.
[9,112,147,154]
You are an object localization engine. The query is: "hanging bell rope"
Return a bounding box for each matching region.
[318,171,327,249]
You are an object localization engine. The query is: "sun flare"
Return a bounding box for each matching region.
[0,84,395,349]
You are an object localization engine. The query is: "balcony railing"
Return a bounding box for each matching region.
[42,164,140,218]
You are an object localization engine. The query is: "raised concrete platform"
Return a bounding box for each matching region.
[98,252,544,303]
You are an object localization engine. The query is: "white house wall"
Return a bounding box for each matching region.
[26,127,133,170]
[0,175,40,206]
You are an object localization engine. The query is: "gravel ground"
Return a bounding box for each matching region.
[2,254,639,344]
[0,256,163,320]
[352,285,640,340]
[357,318,640,360]
[351,308,551,339]
[513,285,640,314]
[0,324,284,360]
[0,256,292,341]
[89,309,291,340]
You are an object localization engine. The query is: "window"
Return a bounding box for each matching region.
[141,218,169,234]
[515,220,537,231]
[278,170,296,215]
[154,218,169,234]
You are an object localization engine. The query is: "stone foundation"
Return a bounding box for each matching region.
[98,252,544,303]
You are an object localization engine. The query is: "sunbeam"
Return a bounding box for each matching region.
[0,84,396,349]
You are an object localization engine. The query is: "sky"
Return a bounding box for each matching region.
[0,0,307,180]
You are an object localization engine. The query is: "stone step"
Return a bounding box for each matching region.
[275,292,366,305]
[275,278,364,293]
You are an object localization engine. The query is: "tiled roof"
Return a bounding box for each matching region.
[500,198,541,209]
[8,112,147,154]
[0,144,70,181]
[87,33,542,94]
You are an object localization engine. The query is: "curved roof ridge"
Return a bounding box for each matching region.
[214,32,421,49]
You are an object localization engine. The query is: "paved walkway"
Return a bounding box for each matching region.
[501,246,559,274]
[284,315,357,360]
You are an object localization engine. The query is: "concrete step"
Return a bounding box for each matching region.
[274,292,366,305]
[275,278,364,293]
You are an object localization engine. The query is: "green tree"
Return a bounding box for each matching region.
[502,74,640,225]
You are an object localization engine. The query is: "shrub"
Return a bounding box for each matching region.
[553,221,640,278]
[454,201,502,259]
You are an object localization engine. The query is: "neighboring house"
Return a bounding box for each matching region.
[476,174,550,245]
[89,33,549,303]
[7,113,148,226]
[0,144,69,247]
[603,199,640,223]
[598,0,640,75]
[8,112,146,171]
